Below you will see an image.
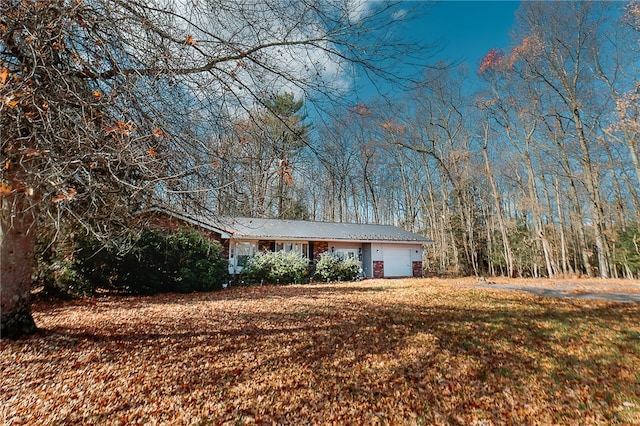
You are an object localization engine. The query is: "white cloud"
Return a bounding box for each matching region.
[392,8,409,21]
[347,0,372,23]
[106,0,374,121]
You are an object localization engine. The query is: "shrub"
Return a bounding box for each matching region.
[315,252,361,281]
[33,257,95,298]
[164,229,227,293]
[75,228,227,294]
[243,251,309,284]
[33,231,96,298]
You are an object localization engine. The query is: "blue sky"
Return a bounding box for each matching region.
[352,1,521,101]
[419,1,521,68]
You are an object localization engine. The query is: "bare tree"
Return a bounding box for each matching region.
[1,0,429,338]
[212,93,308,218]
[478,2,616,278]
[400,66,482,275]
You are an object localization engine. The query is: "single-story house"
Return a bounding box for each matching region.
[141,208,433,279]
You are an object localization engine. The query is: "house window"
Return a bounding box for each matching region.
[235,241,255,267]
[275,241,309,258]
[334,248,361,262]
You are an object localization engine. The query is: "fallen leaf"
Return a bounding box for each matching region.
[52,188,77,203]
[0,182,13,196]
[4,95,18,108]
[3,278,639,425]
[152,128,167,138]
[51,193,67,203]
[24,148,40,158]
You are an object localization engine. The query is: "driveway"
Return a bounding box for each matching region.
[471,280,640,303]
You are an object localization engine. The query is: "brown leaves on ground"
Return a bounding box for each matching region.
[2,279,639,425]
[0,67,8,86]
[104,120,133,136]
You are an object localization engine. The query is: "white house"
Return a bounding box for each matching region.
[143,208,433,279]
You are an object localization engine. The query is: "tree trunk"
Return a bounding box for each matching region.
[482,132,515,278]
[1,196,37,339]
[552,176,572,276]
[522,156,553,277]
[572,107,610,278]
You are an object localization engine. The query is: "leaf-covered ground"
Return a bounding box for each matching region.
[2,278,640,425]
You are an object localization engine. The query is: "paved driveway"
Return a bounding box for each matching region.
[472,281,640,303]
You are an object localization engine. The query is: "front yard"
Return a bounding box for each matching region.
[2,278,639,425]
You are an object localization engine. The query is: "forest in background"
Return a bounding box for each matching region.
[186,2,640,279]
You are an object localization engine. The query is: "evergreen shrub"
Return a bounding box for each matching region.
[613,222,640,278]
[75,228,226,294]
[243,251,309,284]
[314,252,360,281]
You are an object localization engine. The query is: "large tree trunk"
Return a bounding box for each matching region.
[1,195,37,339]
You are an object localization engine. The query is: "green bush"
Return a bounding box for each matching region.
[243,251,309,284]
[33,257,96,297]
[75,228,227,294]
[314,252,361,281]
[33,231,96,298]
[167,230,227,293]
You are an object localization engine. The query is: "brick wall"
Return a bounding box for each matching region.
[412,261,423,278]
[313,241,329,260]
[373,260,384,278]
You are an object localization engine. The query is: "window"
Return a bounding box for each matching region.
[235,241,255,267]
[334,248,361,262]
[275,241,309,258]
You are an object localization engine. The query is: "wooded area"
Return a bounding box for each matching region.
[206,2,640,280]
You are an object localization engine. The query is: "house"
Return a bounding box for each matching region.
[142,208,433,279]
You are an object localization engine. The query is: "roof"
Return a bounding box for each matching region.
[213,217,431,244]
[148,207,432,244]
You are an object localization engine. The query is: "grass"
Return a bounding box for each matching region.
[2,278,639,425]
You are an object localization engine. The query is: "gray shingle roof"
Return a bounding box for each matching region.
[212,217,431,244]
[148,207,432,244]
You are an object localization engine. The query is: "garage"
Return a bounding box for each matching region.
[383,246,413,277]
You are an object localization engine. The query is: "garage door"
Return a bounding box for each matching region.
[383,247,412,277]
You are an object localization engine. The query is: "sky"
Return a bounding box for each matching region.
[416,1,521,68]
[354,1,522,101]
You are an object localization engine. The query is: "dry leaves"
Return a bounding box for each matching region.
[104,120,133,136]
[152,128,168,139]
[0,67,8,86]
[51,188,77,203]
[2,278,639,425]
